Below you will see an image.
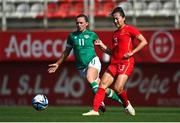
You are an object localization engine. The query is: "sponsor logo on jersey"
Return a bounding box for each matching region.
[113,37,118,46]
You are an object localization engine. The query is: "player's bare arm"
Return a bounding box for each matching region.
[124,34,148,59]
[95,39,112,55]
[48,47,72,73]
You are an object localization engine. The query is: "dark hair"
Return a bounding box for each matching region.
[76,14,89,22]
[111,7,125,18]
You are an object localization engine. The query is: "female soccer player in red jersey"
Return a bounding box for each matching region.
[83,7,148,116]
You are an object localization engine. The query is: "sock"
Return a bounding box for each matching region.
[107,88,122,104]
[118,90,129,108]
[93,88,105,111]
[90,82,99,94]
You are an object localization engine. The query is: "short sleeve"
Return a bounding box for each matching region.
[92,32,99,41]
[128,25,141,38]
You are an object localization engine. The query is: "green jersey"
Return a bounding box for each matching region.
[66,29,98,70]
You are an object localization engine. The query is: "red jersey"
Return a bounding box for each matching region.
[110,25,140,64]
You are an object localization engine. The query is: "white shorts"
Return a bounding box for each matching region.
[78,56,101,80]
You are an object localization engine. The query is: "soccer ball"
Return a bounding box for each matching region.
[32,94,48,111]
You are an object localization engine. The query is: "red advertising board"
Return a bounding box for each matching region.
[125,63,180,107]
[0,30,180,106]
[0,31,73,61]
[0,62,91,106]
[0,62,180,106]
[0,29,180,63]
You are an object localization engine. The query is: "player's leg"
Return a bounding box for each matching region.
[86,56,101,94]
[86,67,99,94]
[86,68,106,113]
[114,74,129,107]
[86,57,106,113]
[79,67,105,113]
[87,63,120,104]
[93,72,114,111]
[114,74,135,116]
[82,72,113,116]
[104,64,123,104]
[105,88,122,104]
[87,56,122,111]
[78,66,99,94]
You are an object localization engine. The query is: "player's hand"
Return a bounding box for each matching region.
[48,63,59,73]
[124,52,134,59]
[94,39,103,46]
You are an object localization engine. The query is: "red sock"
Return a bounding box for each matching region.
[93,88,105,111]
[118,90,129,108]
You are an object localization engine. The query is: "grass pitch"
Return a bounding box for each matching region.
[0,106,179,122]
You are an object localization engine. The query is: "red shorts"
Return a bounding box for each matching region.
[106,62,134,77]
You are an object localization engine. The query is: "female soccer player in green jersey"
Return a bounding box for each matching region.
[48,14,123,112]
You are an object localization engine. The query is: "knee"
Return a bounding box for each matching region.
[99,81,108,90]
[86,74,94,83]
[114,85,123,94]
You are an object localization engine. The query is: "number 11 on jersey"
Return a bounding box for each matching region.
[79,39,85,46]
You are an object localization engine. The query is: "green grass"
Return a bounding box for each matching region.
[0,106,180,122]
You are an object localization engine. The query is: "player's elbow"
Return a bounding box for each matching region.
[142,38,148,47]
[144,40,148,46]
[139,34,148,46]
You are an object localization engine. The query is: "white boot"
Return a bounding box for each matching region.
[82,110,99,116]
[125,101,135,116]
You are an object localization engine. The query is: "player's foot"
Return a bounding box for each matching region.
[125,101,135,116]
[99,102,106,113]
[82,110,99,116]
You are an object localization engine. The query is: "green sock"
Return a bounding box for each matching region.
[107,89,122,104]
[90,82,99,94]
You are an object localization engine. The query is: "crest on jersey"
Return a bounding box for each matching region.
[74,36,77,39]
[84,35,89,39]
[113,37,118,46]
